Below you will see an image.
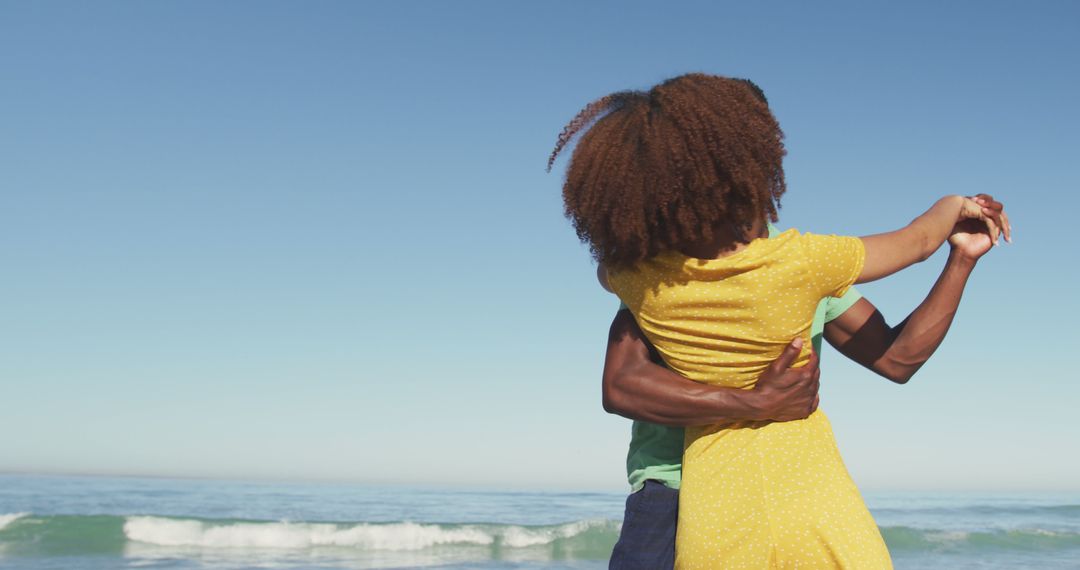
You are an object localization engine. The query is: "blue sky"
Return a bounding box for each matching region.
[1,1,1077,491]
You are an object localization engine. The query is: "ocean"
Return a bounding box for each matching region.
[1,474,1078,569]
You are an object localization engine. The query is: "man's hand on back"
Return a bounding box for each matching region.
[747,337,821,422]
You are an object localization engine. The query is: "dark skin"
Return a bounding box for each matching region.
[601,195,1007,427]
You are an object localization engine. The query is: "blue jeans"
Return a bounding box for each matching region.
[609,480,679,570]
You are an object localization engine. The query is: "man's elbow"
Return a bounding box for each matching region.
[601,380,627,416]
[876,359,922,384]
[602,369,645,417]
[602,393,620,415]
[883,369,915,384]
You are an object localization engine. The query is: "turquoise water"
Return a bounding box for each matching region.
[1,474,1078,569]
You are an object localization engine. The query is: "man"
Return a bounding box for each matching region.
[603,196,1006,569]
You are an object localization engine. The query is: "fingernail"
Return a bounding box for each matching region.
[792,337,803,348]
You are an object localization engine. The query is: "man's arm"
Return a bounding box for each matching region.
[602,195,1005,423]
[823,196,1002,383]
[602,311,820,427]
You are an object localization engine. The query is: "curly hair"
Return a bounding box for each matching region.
[548,73,787,267]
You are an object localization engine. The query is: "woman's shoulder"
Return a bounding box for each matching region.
[772,228,862,252]
[608,226,851,280]
[789,231,864,257]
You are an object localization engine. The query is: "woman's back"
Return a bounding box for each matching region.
[608,228,893,569]
[608,229,864,393]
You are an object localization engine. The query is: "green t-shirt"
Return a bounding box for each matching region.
[620,224,863,492]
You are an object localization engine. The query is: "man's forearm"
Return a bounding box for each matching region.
[880,249,976,379]
[603,360,760,426]
[603,311,817,426]
[829,196,1004,383]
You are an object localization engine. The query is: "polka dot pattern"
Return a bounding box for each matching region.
[608,230,890,569]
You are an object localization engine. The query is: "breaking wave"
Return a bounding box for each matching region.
[3,512,1080,559]
[0,513,620,558]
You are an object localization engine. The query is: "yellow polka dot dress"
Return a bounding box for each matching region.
[608,230,892,569]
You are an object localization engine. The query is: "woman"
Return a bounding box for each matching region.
[548,74,1008,568]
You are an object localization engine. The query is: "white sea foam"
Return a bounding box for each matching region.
[925,530,971,544]
[123,517,609,551]
[0,513,28,531]
[502,519,598,547]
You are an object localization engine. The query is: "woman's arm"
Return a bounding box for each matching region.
[857,195,1006,283]
[829,195,1004,382]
